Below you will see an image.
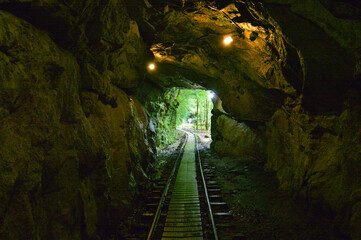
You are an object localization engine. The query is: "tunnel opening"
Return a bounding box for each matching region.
[139,87,215,154]
[175,89,214,132]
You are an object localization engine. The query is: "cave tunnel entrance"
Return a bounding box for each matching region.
[141,86,216,151]
[175,89,214,131]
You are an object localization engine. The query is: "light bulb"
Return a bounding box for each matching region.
[148,63,155,70]
[224,36,233,45]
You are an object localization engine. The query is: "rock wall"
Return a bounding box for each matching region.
[211,98,265,159]
[266,104,361,238]
[211,114,264,158]
[0,1,156,239]
[136,84,180,149]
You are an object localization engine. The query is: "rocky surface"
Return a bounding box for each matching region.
[211,98,265,159]
[211,114,264,158]
[0,0,360,239]
[136,84,180,149]
[266,107,361,238]
[0,2,156,239]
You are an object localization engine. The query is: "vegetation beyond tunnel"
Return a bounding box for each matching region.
[0,0,360,240]
[176,89,213,131]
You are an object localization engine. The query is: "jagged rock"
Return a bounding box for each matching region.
[0,4,155,239]
[137,82,180,148]
[266,107,361,233]
[211,114,265,159]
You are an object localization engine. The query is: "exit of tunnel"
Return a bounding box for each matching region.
[146,88,215,150]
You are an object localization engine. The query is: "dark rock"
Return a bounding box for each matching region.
[0,3,155,239]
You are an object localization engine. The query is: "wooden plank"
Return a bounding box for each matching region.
[170,202,199,206]
[162,237,203,240]
[171,193,199,196]
[168,204,200,208]
[170,195,198,197]
[166,213,201,218]
[165,222,202,227]
[162,230,203,237]
[163,225,203,232]
[162,133,203,239]
[165,217,201,223]
[170,197,199,201]
[166,210,201,215]
[172,191,198,193]
[168,206,200,211]
[172,188,198,190]
[169,200,199,203]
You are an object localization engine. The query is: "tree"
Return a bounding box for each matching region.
[205,97,209,130]
[196,97,199,130]
[175,89,213,129]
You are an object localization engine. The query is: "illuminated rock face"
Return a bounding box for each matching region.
[0,0,360,239]
[0,2,155,239]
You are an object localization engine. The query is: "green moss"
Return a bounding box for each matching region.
[141,87,180,150]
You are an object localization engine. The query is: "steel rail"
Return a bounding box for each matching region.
[195,133,219,240]
[147,133,188,240]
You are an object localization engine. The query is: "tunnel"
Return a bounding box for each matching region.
[0,0,360,239]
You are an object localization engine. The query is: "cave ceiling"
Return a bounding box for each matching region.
[132,0,360,121]
[1,0,359,121]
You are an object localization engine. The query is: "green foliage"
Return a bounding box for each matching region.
[144,87,213,150]
[144,87,179,150]
[176,89,213,129]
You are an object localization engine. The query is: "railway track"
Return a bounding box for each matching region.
[125,131,233,240]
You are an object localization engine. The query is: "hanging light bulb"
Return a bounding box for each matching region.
[223,36,233,45]
[148,63,155,70]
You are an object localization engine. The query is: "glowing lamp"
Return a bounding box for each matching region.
[148,63,155,70]
[223,36,233,45]
[208,92,215,99]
